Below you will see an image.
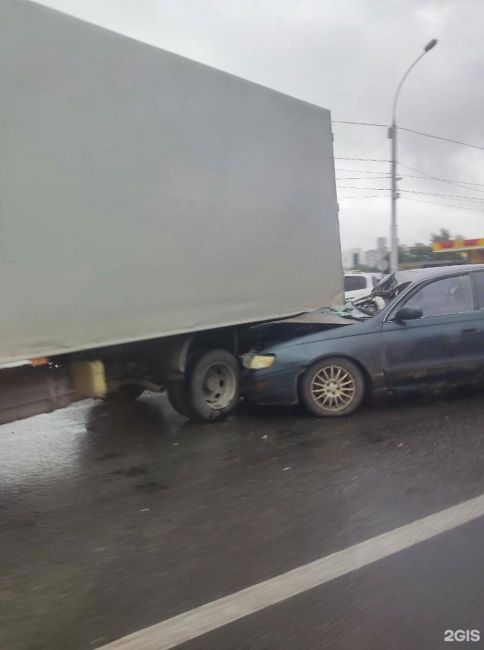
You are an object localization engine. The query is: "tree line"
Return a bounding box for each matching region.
[396,228,464,265]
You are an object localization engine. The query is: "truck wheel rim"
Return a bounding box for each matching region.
[202,363,237,410]
[310,365,356,411]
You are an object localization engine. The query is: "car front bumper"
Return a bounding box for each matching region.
[242,366,301,406]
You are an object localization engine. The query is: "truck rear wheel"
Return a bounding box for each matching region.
[166,380,191,417]
[185,349,240,422]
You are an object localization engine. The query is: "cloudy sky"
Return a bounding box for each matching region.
[36,0,484,251]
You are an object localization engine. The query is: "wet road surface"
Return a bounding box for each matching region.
[2,388,484,649]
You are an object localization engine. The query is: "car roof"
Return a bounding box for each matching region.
[393,264,484,286]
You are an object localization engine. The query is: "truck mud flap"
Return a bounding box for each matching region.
[0,365,78,425]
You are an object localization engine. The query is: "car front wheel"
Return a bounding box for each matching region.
[300,357,365,417]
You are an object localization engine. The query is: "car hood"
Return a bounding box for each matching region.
[258,308,360,328]
[245,307,364,350]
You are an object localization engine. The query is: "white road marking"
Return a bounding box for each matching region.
[98,492,484,650]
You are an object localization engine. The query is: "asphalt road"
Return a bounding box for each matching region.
[2,387,484,649]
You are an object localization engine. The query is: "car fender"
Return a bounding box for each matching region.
[295,332,385,390]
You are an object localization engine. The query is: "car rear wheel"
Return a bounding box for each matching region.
[300,357,365,417]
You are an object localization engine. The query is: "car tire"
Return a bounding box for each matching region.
[185,349,240,422]
[300,357,365,417]
[166,380,191,417]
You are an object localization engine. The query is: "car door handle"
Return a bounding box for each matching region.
[462,327,479,334]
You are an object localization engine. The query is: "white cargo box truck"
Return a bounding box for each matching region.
[0,0,343,422]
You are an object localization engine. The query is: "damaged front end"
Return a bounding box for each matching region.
[241,307,360,355]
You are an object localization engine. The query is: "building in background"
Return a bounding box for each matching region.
[376,237,388,271]
[342,248,363,270]
[377,237,387,252]
[342,238,388,272]
[364,250,377,268]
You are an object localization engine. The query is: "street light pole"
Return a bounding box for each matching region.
[389,38,438,273]
[389,120,398,273]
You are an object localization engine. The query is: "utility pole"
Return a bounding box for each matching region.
[389,121,398,273]
[389,39,438,273]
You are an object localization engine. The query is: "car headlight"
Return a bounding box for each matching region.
[243,353,276,370]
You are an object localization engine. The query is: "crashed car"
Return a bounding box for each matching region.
[243,264,484,417]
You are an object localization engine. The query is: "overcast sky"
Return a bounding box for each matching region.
[37,0,484,251]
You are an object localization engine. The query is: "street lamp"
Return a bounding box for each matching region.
[389,38,438,272]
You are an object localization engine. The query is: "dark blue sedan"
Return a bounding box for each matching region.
[243,265,484,417]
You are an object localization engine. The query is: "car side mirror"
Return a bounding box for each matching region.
[393,307,423,322]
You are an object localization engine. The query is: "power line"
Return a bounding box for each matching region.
[399,161,436,176]
[333,120,388,128]
[338,185,484,202]
[337,186,391,191]
[401,198,484,213]
[398,162,484,193]
[400,188,484,202]
[335,154,484,200]
[337,194,484,212]
[334,157,390,162]
[338,194,484,211]
[398,126,484,151]
[333,120,484,150]
[335,168,392,174]
[335,161,484,191]
[339,195,389,199]
[401,174,484,189]
[336,176,391,180]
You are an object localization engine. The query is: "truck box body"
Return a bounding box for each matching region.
[0,0,342,365]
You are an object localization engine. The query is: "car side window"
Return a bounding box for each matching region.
[472,271,484,310]
[403,275,473,318]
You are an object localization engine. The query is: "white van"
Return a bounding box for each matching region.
[344,272,381,301]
